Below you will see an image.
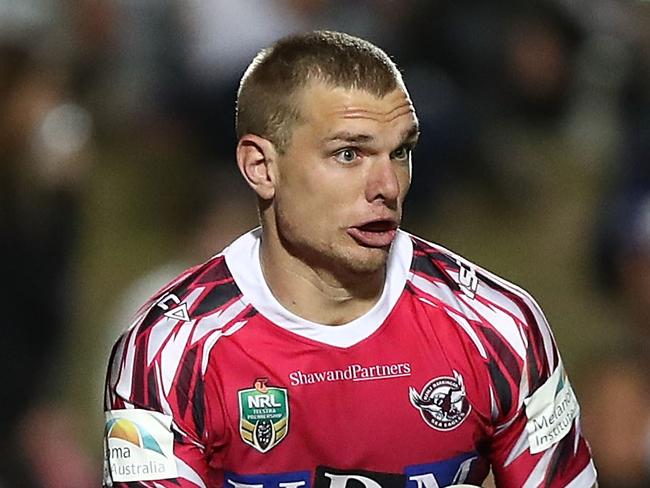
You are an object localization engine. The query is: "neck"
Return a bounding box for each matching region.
[259,228,386,326]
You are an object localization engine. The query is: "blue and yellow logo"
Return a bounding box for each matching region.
[105,418,165,456]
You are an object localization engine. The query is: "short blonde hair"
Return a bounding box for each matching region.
[236,31,404,153]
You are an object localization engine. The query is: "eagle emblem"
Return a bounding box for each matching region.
[409,371,471,431]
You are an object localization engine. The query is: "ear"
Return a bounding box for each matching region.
[236,134,278,200]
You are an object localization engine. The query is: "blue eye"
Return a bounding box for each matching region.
[334,148,359,164]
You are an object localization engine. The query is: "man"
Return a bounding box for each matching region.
[103,31,597,487]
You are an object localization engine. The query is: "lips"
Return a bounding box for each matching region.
[347,219,398,248]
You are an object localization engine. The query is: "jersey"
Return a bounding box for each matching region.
[103,228,597,488]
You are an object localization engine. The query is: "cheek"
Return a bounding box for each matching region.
[303,166,362,207]
[274,179,330,231]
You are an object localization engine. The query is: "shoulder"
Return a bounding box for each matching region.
[407,233,554,336]
[137,252,245,331]
[407,232,540,318]
[105,247,257,409]
[405,233,560,394]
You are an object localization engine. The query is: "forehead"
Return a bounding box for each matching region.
[295,82,418,140]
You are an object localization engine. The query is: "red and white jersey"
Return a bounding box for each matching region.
[103,228,596,488]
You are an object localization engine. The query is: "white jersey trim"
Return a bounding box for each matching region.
[224,227,412,347]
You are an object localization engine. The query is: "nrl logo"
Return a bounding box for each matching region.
[409,371,471,431]
[238,378,289,453]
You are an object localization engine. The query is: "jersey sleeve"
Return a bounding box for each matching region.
[103,296,217,488]
[485,288,597,487]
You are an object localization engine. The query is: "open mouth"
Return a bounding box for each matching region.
[347,220,398,248]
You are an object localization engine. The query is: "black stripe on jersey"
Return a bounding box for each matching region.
[147,368,162,412]
[193,281,241,317]
[488,359,512,416]
[543,424,578,487]
[518,303,553,391]
[486,284,554,390]
[411,253,453,284]
[105,333,126,394]
[530,317,554,381]
[244,306,258,318]
[176,345,198,419]
[427,251,460,270]
[526,341,543,393]
[137,305,166,335]
[138,271,199,332]
[129,276,200,406]
[411,238,460,270]
[196,257,231,285]
[192,375,205,437]
[480,326,522,386]
[405,282,418,295]
[508,289,555,377]
[132,338,147,406]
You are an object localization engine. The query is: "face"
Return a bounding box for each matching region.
[270,82,419,277]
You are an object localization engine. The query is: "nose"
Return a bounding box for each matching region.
[365,157,403,208]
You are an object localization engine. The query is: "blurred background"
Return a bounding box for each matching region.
[1,0,650,487]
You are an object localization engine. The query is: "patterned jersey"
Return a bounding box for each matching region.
[103,228,596,488]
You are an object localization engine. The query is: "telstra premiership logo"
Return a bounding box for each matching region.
[239,378,289,453]
[106,418,165,456]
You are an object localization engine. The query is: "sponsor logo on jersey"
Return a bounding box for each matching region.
[409,371,471,431]
[225,470,312,488]
[104,409,177,482]
[239,378,289,453]
[314,466,405,488]
[457,262,478,299]
[405,452,479,488]
[289,362,412,386]
[156,293,190,321]
[524,362,579,454]
[223,453,480,488]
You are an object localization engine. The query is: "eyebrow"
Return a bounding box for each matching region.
[323,132,375,144]
[323,124,420,146]
[401,124,420,145]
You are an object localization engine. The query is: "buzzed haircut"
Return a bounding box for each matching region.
[236,30,405,153]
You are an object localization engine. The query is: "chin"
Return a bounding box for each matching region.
[339,246,389,276]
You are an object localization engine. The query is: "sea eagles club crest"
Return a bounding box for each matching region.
[239,378,289,453]
[409,371,471,431]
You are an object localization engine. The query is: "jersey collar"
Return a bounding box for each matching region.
[224,227,412,347]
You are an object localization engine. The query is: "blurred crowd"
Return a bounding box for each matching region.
[1,0,650,487]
